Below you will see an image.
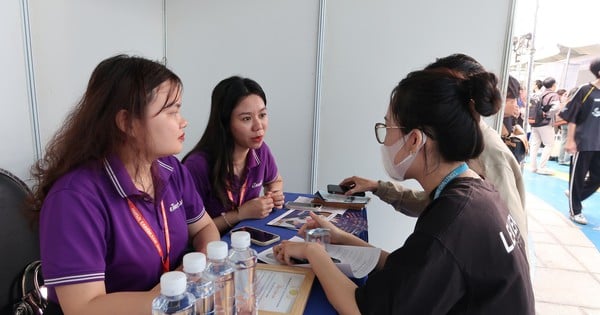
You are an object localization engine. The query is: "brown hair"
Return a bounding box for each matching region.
[29,55,181,213]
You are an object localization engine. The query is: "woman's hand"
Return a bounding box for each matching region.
[266,190,285,209]
[264,175,284,208]
[340,176,378,195]
[298,212,347,245]
[273,240,327,265]
[238,196,274,219]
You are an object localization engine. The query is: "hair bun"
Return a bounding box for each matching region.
[464,72,502,117]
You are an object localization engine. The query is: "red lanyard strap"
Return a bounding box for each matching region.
[127,199,170,273]
[226,177,248,209]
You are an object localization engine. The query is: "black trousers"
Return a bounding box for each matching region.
[568,151,600,215]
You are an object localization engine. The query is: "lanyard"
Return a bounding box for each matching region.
[433,162,469,200]
[226,177,248,209]
[127,199,170,273]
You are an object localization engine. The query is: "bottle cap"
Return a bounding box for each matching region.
[231,231,251,249]
[183,252,207,274]
[160,271,187,296]
[207,241,228,260]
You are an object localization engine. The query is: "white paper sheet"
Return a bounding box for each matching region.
[257,236,380,279]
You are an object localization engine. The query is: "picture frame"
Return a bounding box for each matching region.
[256,263,315,315]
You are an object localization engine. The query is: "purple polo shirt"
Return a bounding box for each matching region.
[39,154,206,303]
[183,143,279,218]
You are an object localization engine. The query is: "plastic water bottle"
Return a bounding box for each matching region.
[183,252,215,315]
[228,231,258,315]
[205,241,234,315]
[152,271,196,315]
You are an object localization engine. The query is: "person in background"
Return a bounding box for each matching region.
[273,68,534,314]
[503,75,523,132]
[515,82,527,127]
[528,77,561,175]
[338,54,529,259]
[556,88,578,165]
[30,55,220,315]
[183,76,284,234]
[533,79,543,94]
[502,76,529,165]
[548,88,567,163]
[559,58,600,225]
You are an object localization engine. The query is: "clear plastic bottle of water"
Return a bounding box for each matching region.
[183,252,215,315]
[152,271,196,315]
[228,231,258,315]
[204,241,234,315]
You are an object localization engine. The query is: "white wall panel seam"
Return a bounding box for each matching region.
[310,0,327,192]
[20,0,41,161]
[162,0,168,65]
[495,0,518,134]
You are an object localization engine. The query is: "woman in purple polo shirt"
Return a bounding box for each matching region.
[29,55,220,314]
[183,76,284,233]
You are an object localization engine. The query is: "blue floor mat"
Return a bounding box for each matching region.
[524,159,600,250]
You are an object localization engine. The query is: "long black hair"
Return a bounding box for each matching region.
[183,76,266,209]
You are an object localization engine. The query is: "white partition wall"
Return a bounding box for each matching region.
[167,0,513,250]
[3,1,513,251]
[166,0,320,193]
[0,1,35,181]
[28,0,165,147]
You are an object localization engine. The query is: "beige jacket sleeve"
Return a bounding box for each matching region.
[373,181,429,217]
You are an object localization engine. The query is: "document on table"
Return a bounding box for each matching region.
[292,196,347,215]
[267,209,337,230]
[257,236,380,279]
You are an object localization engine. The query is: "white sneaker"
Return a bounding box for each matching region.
[570,213,588,225]
[536,168,554,175]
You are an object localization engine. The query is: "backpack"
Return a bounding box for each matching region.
[528,91,555,127]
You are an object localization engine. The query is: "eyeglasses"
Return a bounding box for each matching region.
[374,122,402,144]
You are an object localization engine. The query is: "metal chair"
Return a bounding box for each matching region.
[0,168,40,313]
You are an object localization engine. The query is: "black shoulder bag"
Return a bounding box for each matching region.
[12,260,47,315]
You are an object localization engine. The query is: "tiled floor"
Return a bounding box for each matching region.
[528,192,600,314]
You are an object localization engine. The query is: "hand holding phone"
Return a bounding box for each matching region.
[327,184,366,197]
[230,226,280,246]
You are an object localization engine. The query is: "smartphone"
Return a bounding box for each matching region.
[327,184,366,197]
[284,201,322,211]
[290,256,341,264]
[231,226,280,246]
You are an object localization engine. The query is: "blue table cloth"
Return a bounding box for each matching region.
[220,192,369,314]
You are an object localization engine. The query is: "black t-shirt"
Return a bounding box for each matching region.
[559,83,600,151]
[355,178,534,314]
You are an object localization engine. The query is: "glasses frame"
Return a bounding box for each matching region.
[374,122,402,144]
